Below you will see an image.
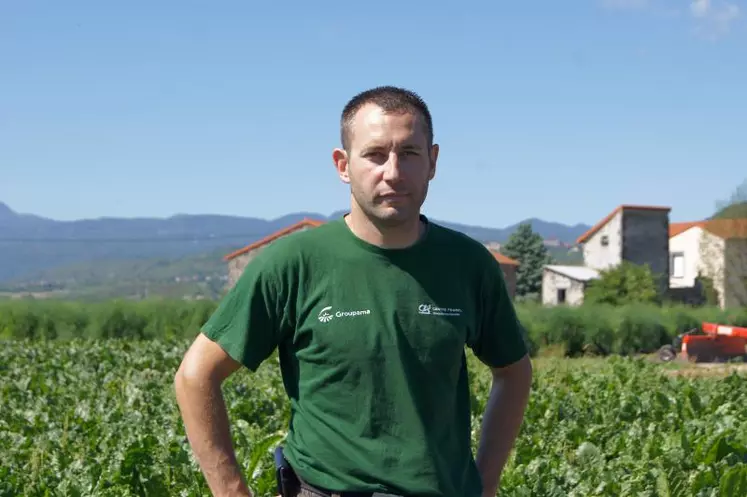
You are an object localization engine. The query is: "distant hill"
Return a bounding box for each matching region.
[0,201,592,284]
[0,248,230,301]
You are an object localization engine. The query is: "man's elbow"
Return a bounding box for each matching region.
[492,354,533,387]
[174,334,239,396]
[174,356,196,401]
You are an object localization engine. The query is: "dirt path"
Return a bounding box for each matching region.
[662,362,747,378]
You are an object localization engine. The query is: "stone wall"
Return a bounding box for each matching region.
[724,238,747,308]
[541,269,587,306]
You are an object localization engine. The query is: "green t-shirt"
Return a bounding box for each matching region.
[201,215,528,497]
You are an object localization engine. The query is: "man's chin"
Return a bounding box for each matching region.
[371,206,416,225]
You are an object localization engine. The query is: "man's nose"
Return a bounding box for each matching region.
[382,153,403,181]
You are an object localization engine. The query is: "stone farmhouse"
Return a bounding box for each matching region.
[542,205,671,306]
[541,204,747,309]
[223,218,324,289]
[669,218,747,308]
[222,218,520,298]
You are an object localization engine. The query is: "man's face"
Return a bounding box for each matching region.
[333,103,439,227]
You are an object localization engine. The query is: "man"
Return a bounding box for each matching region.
[174,86,533,497]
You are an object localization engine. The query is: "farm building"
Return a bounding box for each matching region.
[669,218,747,308]
[222,218,324,289]
[541,265,600,306]
[489,250,519,298]
[223,219,521,298]
[542,204,671,306]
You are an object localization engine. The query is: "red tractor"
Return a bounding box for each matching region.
[658,322,747,363]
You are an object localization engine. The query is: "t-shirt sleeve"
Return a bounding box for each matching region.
[201,251,294,372]
[468,253,528,368]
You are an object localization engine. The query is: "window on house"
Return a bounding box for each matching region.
[671,252,685,278]
[557,289,567,304]
[601,235,609,246]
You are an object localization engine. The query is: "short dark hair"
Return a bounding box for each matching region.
[340,86,434,151]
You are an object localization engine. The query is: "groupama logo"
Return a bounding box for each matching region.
[318,306,334,323]
[317,306,371,323]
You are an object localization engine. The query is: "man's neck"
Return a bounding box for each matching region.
[344,207,424,249]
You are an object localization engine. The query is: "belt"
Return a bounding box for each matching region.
[298,474,404,497]
[276,446,404,497]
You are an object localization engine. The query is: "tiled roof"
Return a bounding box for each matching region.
[668,219,747,240]
[223,218,325,261]
[491,250,519,266]
[703,218,747,240]
[669,221,706,238]
[576,204,671,245]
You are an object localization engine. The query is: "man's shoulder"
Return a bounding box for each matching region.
[248,219,343,264]
[428,219,496,261]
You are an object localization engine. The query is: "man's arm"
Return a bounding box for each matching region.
[475,354,533,497]
[174,332,252,497]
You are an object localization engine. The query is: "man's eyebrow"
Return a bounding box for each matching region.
[360,142,423,153]
[400,143,423,150]
[360,144,386,153]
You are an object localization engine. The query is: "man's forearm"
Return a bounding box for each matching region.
[175,372,252,497]
[475,357,532,496]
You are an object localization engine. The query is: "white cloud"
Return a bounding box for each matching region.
[690,0,711,17]
[601,0,741,39]
[690,0,741,39]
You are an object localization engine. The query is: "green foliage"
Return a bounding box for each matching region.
[501,223,553,297]
[478,356,747,496]
[0,299,218,340]
[1,340,745,496]
[516,301,747,358]
[584,261,660,306]
[0,339,288,497]
[713,202,747,220]
[4,300,747,360]
[712,178,747,219]
[696,272,721,307]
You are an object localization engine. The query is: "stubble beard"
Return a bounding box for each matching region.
[351,183,428,229]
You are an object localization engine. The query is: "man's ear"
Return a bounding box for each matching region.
[333,148,350,184]
[428,143,439,180]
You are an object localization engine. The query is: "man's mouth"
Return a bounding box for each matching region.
[378,192,409,199]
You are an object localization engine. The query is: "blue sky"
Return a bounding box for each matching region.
[2,0,745,228]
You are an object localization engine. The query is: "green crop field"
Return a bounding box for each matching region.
[2,337,746,496]
[1,300,747,496]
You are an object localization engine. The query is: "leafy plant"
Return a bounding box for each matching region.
[584,261,660,306]
[1,338,745,496]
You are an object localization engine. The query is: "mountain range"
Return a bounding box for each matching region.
[0,201,591,286]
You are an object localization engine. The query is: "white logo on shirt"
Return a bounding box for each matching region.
[317,305,372,323]
[418,304,462,317]
[318,306,334,323]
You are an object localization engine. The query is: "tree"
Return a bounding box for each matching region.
[500,223,552,297]
[584,261,659,306]
[713,177,747,219]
